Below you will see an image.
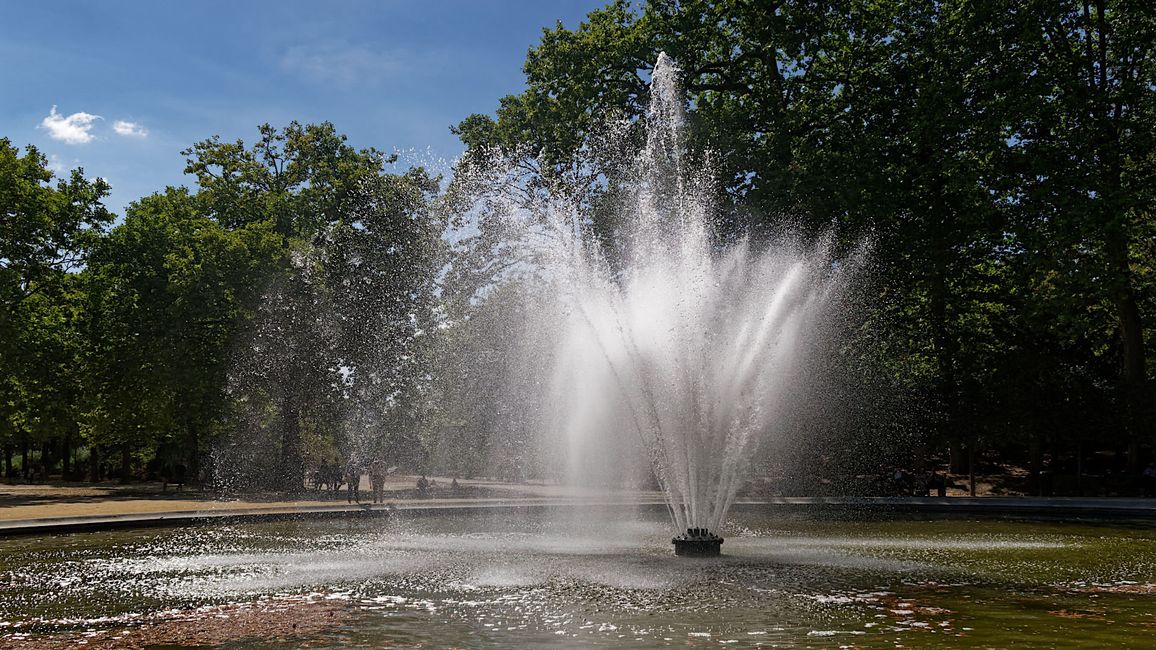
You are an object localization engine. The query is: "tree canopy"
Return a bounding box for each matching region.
[0,0,1152,494]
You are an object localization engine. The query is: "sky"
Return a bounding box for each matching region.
[0,0,610,215]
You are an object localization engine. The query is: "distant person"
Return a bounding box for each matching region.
[928,471,947,497]
[893,468,913,496]
[416,474,430,497]
[171,463,187,492]
[344,462,361,504]
[369,460,388,504]
[451,477,461,495]
[327,463,344,493]
[914,470,932,497]
[1142,464,1156,498]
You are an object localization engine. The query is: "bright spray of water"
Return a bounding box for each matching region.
[466,53,853,536]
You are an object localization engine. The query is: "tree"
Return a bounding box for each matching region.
[1008,0,1156,462]
[83,187,280,481]
[182,121,388,239]
[454,0,1155,486]
[0,139,112,311]
[1,139,111,479]
[183,122,442,490]
[1,282,87,480]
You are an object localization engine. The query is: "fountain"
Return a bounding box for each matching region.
[455,53,854,556]
[4,57,1155,650]
[672,527,724,557]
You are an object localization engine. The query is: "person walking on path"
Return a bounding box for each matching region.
[1142,464,1156,497]
[369,460,388,504]
[344,461,362,504]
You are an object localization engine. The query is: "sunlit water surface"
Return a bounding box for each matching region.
[2,508,1155,647]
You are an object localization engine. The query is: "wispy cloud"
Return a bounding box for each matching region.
[278,41,411,86]
[112,120,148,137]
[46,154,65,174]
[40,106,101,144]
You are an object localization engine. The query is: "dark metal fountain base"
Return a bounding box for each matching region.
[672,528,723,557]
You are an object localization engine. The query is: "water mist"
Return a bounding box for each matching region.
[453,53,856,555]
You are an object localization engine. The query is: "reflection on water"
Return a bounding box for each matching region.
[1,509,1154,647]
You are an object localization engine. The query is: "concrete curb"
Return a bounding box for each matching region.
[732,496,1156,519]
[1,496,1154,537]
[0,499,665,537]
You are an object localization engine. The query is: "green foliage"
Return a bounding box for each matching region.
[0,138,113,310]
[186,122,444,490]
[83,188,280,468]
[0,139,111,472]
[455,0,1156,475]
[0,1,1152,491]
[182,121,391,239]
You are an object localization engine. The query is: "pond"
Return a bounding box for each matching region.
[1,506,1155,647]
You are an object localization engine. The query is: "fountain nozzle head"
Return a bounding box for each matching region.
[672,529,723,557]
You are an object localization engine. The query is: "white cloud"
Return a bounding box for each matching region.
[112,120,148,138]
[40,106,101,144]
[279,42,409,86]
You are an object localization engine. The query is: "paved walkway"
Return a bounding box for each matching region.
[0,474,584,518]
[0,476,669,535]
[2,483,1154,536]
[733,495,1156,517]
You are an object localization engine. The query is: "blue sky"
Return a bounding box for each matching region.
[0,1,610,215]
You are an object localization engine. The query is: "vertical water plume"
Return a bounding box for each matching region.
[451,53,856,540]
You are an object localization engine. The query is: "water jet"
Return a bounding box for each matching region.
[463,52,855,552]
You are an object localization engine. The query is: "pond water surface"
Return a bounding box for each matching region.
[1,506,1154,647]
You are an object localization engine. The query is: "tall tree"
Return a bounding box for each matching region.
[184,122,441,490]
[83,188,279,481]
[1011,0,1156,460]
[453,0,1155,481]
[1,139,111,478]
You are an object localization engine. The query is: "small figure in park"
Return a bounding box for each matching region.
[927,471,947,497]
[914,470,932,496]
[451,477,460,495]
[892,468,913,496]
[416,474,430,496]
[1142,464,1156,498]
[171,463,187,492]
[369,459,388,504]
[344,461,361,504]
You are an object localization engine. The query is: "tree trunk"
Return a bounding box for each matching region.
[1029,436,1043,496]
[119,445,132,484]
[968,442,976,497]
[20,438,28,481]
[1091,20,1149,468]
[924,162,961,480]
[89,445,101,482]
[949,442,965,474]
[279,402,304,493]
[39,440,51,481]
[1076,441,1084,497]
[61,434,71,479]
[913,444,928,473]
[1105,208,1147,467]
[187,422,200,489]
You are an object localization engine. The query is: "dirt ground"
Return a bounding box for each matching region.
[0,472,1036,523]
[0,474,577,522]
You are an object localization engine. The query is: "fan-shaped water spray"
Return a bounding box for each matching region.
[458,53,855,555]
